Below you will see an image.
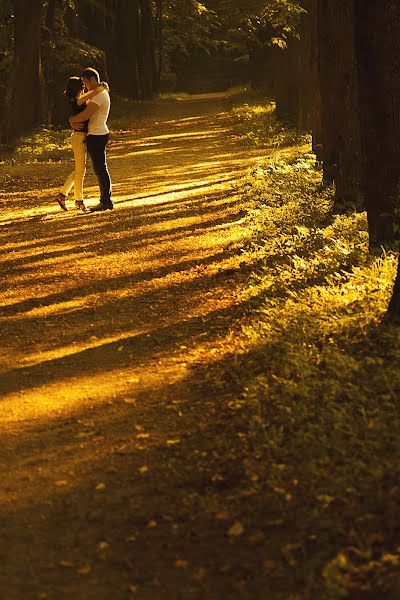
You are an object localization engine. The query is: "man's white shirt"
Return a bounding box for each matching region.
[88,90,110,135]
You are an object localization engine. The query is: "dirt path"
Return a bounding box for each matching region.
[0,95,279,599]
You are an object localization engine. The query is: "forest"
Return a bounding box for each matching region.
[1,1,400,599]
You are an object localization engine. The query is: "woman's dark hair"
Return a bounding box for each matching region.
[64,76,84,101]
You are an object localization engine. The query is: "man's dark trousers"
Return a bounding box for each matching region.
[86,134,112,207]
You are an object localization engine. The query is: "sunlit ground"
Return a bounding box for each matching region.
[0,93,266,454]
[0,94,283,598]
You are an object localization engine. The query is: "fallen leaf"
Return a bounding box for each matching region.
[215,511,230,520]
[136,433,150,439]
[174,560,189,569]
[147,520,157,528]
[96,482,106,491]
[248,530,265,543]
[76,431,96,438]
[227,521,245,537]
[166,439,180,445]
[77,565,91,574]
[263,560,280,571]
[58,560,74,568]
[55,480,68,487]
[192,567,207,580]
[138,465,149,474]
[97,542,109,550]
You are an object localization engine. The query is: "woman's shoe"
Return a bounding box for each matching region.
[55,193,68,211]
[75,199,88,212]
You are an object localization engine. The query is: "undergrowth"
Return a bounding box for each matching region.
[0,95,145,164]
[231,90,310,148]
[234,102,400,599]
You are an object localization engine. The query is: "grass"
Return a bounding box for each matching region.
[230,87,310,148]
[0,95,147,164]
[232,98,400,598]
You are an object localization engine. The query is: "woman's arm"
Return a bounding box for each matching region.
[76,84,105,106]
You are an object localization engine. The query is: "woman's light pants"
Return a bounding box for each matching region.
[61,131,87,201]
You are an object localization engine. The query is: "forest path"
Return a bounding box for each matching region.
[0,94,277,599]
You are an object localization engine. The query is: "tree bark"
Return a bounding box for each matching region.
[355,0,400,248]
[5,0,44,140]
[317,0,362,212]
[108,0,140,97]
[138,0,158,98]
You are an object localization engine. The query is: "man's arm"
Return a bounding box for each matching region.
[70,101,99,125]
[77,83,109,106]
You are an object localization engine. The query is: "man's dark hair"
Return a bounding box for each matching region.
[82,67,100,83]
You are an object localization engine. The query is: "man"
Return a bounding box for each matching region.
[70,67,113,211]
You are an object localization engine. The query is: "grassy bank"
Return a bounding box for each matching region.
[0,94,147,164]
[233,98,400,598]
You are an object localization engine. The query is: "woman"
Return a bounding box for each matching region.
[54,76,108,212]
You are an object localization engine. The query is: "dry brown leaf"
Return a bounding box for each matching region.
[98,542,109,550]
[227,521,245,537]
[58,560,74,568]
[77,565,91,574]
[192,567,207,580]
[174,559,189,569]
[215,511,230,520]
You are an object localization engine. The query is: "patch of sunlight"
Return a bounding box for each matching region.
[19,297,98,318]
[0,311,240,430]
[13,327,147,370]
[160,115,209,125]
[124,127,230,144]
[113,178,238,206]
[0,363,154,426]
[0,203,79,225]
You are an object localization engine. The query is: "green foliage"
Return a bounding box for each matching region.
[232,93,309,147]
[14,128,72,162]
[163,0,220,68]
[233,107,400,597]
[245,0,306,49]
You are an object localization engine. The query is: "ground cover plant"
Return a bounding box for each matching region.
[233,98,400,598]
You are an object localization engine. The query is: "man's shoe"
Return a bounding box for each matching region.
[90,203,113,212]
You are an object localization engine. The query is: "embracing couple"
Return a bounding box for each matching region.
[55,67,113,213]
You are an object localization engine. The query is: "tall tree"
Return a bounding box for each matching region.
[316,0,361,211]
[138,0,158,98]
[355,0,400,249]
[5,0,44,140]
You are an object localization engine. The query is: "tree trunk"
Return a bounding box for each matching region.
[355,0,400,248]
[308,0,323,163]
[297,0,313,131]
[42,0,59,125]
[317,0,362,212]
[155,0,163,82]
[138,0,158,98]
[108,0,140,97]
[5,0,43,140]
[274,42,300,124]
